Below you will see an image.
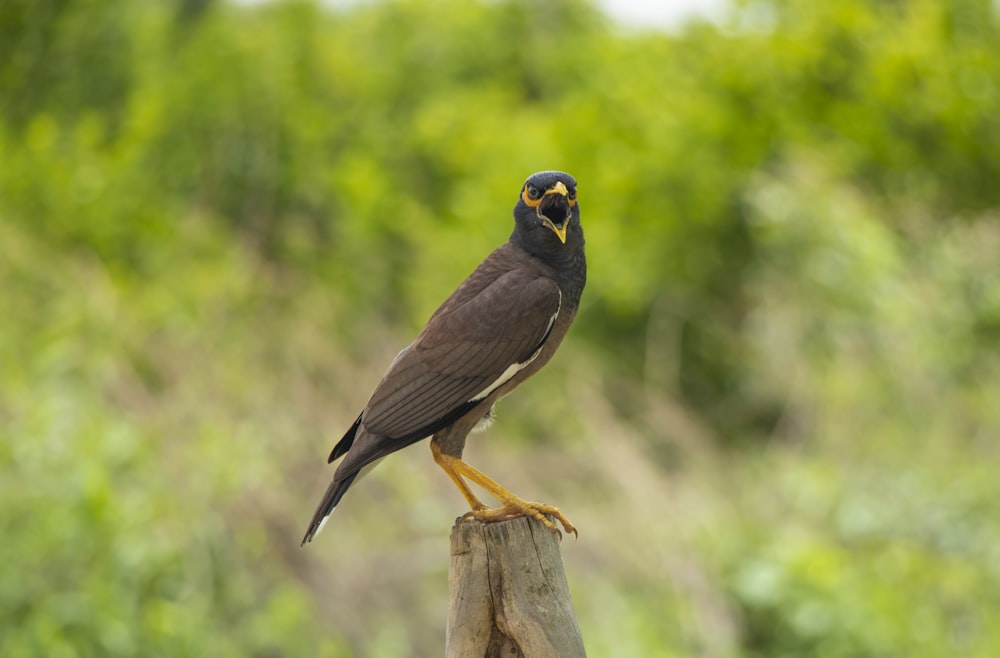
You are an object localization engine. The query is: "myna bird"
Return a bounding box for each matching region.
[302,171,585,544]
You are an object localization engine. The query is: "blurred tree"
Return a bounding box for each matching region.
[0,0,133,131]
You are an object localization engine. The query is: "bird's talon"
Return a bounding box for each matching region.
[466,501,577,539]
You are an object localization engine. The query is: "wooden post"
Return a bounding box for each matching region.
[446,516,586,658]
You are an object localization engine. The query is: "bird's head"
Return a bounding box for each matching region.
[513,171,579,246]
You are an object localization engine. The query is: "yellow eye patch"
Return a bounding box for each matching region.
[521,183,577,208]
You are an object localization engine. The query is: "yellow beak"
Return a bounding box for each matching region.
[540,182,570,243]
[547,181,569,197]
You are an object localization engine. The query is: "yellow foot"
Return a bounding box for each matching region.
[463,500,577,539]
[430,440,578,539]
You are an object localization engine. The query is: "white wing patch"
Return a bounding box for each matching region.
[469,289,561,403]
[469,358,537,402]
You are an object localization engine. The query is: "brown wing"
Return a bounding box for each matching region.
[362,270,561,441]
[303,271,558,545]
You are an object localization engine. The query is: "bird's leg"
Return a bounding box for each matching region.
[431,439,488,511]
[430,440,577,538]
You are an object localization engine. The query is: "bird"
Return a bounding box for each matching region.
[301,170,586,545]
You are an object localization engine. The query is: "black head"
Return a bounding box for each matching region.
[512,171,581,251]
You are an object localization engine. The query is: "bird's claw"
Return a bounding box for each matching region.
[463,502,577,539]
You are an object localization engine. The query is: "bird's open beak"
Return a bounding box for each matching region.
[537,181,571,244]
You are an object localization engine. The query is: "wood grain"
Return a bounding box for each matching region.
[447,516,586,657]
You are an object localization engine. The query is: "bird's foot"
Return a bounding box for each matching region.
[462,500,577,539]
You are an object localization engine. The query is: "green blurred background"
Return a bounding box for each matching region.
[3,0,1000,655]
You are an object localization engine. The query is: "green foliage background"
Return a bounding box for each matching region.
[3,0,1000,655]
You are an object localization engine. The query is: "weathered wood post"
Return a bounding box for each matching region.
[446,516,586,657]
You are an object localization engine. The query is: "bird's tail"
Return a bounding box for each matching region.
[300,471,359,546]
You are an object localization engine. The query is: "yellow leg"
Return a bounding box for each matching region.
[430,441,577,538]
[431,440,488,511]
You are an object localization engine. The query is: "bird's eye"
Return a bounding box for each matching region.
[526,185,542,200]
[568,188,577,200]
